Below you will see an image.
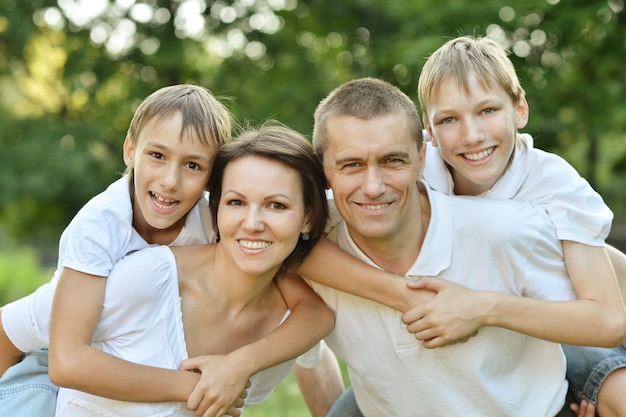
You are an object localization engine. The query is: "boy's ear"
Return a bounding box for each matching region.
[516,97,530,129]
[425,124,438,147]
[122,135,135,167]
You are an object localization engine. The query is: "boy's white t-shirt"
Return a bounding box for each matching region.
[2,177,215,352]
[423,133,613,246]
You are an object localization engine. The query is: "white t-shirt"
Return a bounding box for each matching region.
[308,184,574,417]
[423,133,613,246]
[2,177,215,352]
[55,245,310,417]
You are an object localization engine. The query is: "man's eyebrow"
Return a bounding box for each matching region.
[333,156,361,165]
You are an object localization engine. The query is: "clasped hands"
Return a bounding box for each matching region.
[401,277,484,348]
[180,353,251,417]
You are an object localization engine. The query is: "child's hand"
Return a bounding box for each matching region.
[402,277,482,348]
[569,398,596,417]
[181,354,251,417]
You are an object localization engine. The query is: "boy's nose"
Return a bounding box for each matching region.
[461,119,486,146]
[160,166,181,191]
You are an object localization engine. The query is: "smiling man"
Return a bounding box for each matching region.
[292,77,620,417]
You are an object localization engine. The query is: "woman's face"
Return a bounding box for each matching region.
[217,155,310,277]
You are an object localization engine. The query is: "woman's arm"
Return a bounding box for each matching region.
[297,237,435,312]
[48,268,199,402]
[403,243,626,348]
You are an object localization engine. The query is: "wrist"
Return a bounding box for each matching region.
[480,291,500,327]
[228,345,261,377]
[176,369,201,401]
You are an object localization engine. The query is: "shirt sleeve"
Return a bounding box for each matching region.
[513,147,613,246]
[59,203,137,278]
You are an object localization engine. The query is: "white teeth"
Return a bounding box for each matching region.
[151,192,178,209]
[363,203,387,210]
[239,240,271,250]
[464,147,494,161]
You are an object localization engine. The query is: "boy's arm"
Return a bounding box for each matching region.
[49,268,200,402]
[297,237,435,312]
[0,309,24,377]
[403,243,626,348]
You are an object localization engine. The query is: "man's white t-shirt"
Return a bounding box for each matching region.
[308,184,574,416]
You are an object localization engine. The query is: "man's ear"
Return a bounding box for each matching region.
[123,135,135,168]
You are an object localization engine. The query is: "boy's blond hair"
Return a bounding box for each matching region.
[124,84,232,177]
[418,36,525,123]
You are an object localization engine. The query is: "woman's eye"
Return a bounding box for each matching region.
[269,202,286,210]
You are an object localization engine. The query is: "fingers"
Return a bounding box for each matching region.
[416,330,479,349]
[188,380,250,417]
[570,399,596,417]
[180,357,199,371]
[406,276,445,292]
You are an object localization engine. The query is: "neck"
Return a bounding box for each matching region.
[177,244,280,314]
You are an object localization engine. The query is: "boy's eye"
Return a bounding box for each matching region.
[483,108,495,115]
[441,117,454,125]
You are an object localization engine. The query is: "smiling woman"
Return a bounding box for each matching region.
[47,123,333,417]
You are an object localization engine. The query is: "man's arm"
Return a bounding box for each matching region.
[294,342,345,417]
[605,244,626,347]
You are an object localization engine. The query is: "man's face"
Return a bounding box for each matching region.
[425,73,528,196]
[322,113,424,248]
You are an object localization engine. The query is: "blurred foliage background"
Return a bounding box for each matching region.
[1,0,625,415]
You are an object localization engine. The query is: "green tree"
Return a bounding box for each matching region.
[1,0,625,249]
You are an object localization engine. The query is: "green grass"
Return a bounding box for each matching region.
[0,246,52,307]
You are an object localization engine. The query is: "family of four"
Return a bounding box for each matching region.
[1,35,626,417]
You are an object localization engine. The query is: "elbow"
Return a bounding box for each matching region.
[320,306,336,338]
[599,311,626,348]
[48,347,83,387]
